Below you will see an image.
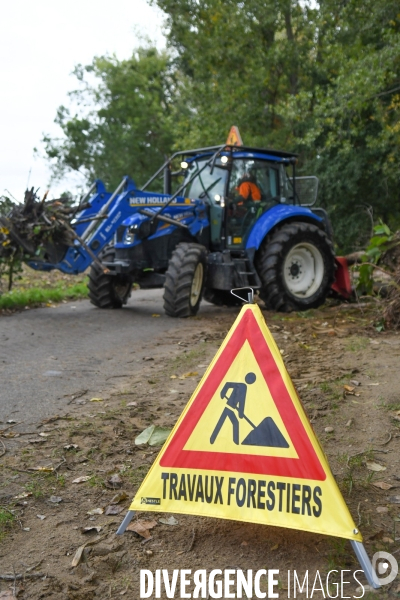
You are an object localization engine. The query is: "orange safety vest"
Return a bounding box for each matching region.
[237,181,261,201]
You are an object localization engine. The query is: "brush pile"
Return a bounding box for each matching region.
[0,187,88,260]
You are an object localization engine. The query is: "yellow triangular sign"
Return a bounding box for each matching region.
[226,125,243,146]
[128,304,361,542]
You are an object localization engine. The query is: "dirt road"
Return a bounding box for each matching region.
[0,289,226,425]
[0,297,399,599]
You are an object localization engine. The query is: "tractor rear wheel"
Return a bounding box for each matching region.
[163,243,207,317]
[88,247,132,309]
[256,222,335,312]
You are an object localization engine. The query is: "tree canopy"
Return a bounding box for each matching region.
[43,0,400,251]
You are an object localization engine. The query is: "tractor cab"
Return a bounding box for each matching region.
[182,146,298,252]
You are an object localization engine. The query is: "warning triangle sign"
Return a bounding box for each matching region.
[226,125,243,146]
[129,305,362,541]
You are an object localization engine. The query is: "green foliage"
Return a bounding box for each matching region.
[43,47,178,190]
[358,221,394,293]
[42,0,400,250]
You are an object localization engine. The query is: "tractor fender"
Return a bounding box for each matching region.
[245,204,323,251]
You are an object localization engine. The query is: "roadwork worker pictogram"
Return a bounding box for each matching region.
[210,371,289,448]
[210,372,256,445]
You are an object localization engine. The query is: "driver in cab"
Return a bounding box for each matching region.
[230,173,262,219]
[236,173,261,203]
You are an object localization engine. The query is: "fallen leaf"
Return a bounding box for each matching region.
[127,520,158,538]
[107,474,123,488]
[49,495,62,503]
[37,514,46,520]
[82,526,102,534]
[86,507,104,516]
[72,476,91,484]
[30,466,54,472]
[366,461,387,472]
[127,402,137,407]
[135,425,171,447]
[64,444,78,450]
[159,516,179,526]
[110,491,128,504]
[135,425,155,445]
[90,397,103,402]
[325,427,334,433]
[344,385,355,392]
[350,380,361,386]
[372,482,393,491]
[382,537,394,543]
[148,427,171,447]
[105,505,124,515]
[271,544,279,550]
[152,314,160,317]
[345,419,353,427]
[178,371,198,379]
[368,530,384,540]
[170,375,177,379]
[71,534,106,567]
[376,506,389,513]
[39,432,51,437]
[14,492,32,499]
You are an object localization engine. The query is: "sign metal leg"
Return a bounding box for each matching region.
[116,510,135,535]
[351,540,380,589]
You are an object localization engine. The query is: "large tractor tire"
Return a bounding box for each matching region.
[256,222,335,312]
[88,247,132,309]
[163,243,207,317]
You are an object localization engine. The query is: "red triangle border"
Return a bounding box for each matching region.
[160,310,326,481]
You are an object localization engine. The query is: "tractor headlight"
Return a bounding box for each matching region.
[125,226,136,244]
[220,155,229,164]
[180,161,189,169]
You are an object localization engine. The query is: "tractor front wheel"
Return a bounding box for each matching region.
[163,243,207,317]
[88,247,132,309]
[256,222,335,312]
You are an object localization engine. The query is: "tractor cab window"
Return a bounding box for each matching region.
[184,159,228,203]
[226,158,280,248]
[184,158,229,248]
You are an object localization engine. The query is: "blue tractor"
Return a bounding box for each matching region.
[2,143,336,316]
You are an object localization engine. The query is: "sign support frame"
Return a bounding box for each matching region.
[350,540,380,589]
[116,510,135,535]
